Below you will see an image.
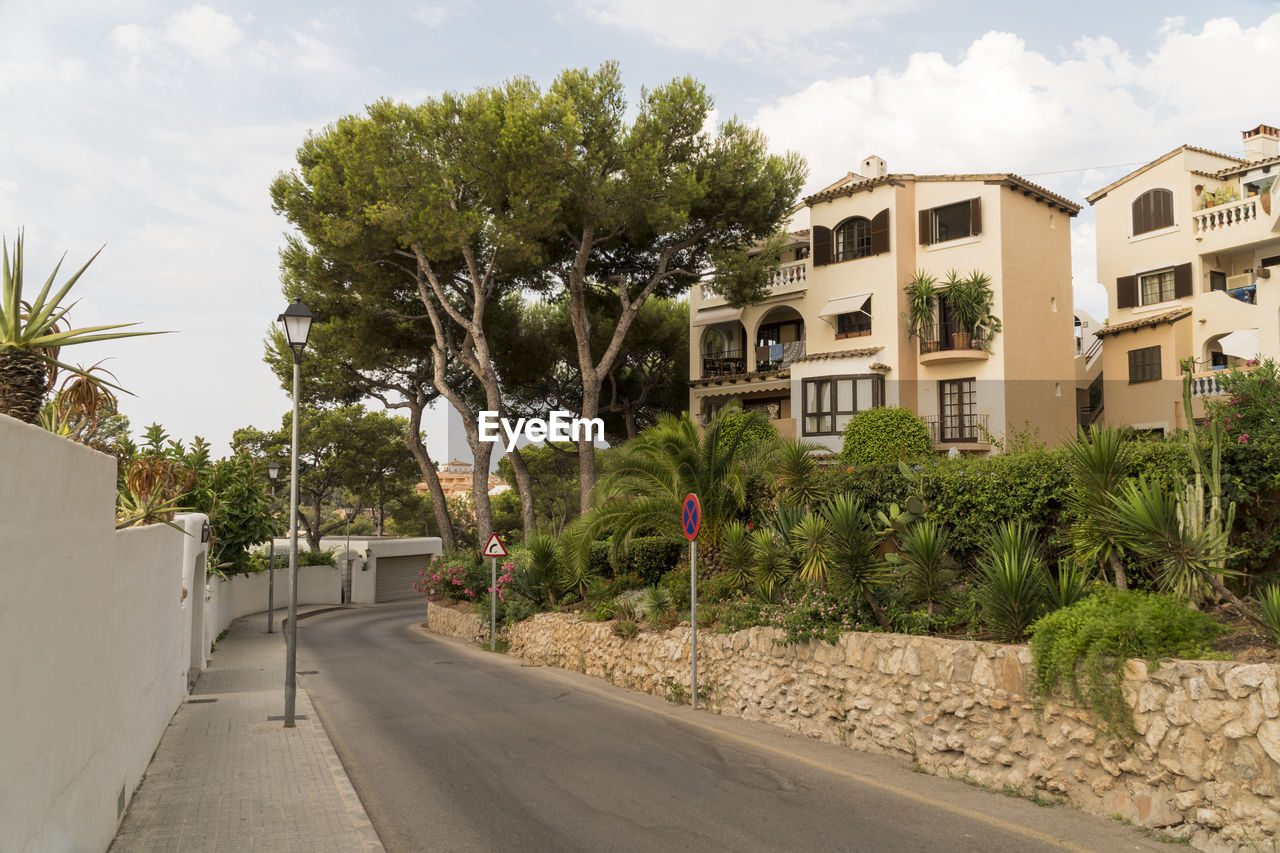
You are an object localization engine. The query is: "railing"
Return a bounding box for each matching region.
[1187,363,1260,396]
[701,350,746,378]
[919,322,988,355]
[770,261,807,289]
[1077,403,1104,427]
[1193,196,1259,234]
[1084,336,1102,363]
[924,412,989,444]
[755,340,806,372]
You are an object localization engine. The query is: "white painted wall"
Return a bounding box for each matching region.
[0,415,201,853]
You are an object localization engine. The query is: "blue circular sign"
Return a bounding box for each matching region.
[681,493,701,541]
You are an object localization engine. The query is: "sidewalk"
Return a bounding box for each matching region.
[110,608,383,852]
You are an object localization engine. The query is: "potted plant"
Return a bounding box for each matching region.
[946,271,999,351]
[902,271,938,353]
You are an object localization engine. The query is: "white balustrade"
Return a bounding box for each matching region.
[1193,197,1259,234]
[770,261,807,288]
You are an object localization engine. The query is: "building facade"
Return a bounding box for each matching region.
[1087,125,1280,434]
[688,156,1082,454]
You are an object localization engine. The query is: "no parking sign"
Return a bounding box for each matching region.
[681,493,701,541]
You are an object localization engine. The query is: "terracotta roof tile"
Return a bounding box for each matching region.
[793,346,883,363]
[803,172,1079,213]
[1093,308,1193,338]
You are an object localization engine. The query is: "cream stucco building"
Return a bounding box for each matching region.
[688,156,1082,454]
[1087,125,1280,434]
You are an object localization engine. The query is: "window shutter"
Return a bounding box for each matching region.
[1173,262,1192,298]
[969,197,982,236]
[869,209,889,255]
[812,226,832,266]
[1132,197,1147,235]
[918,209,932,245]
[1116,275,1137,309]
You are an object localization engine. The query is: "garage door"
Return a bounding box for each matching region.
[375,554,428,602]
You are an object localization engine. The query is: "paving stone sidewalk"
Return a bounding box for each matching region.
[110,609,383,853]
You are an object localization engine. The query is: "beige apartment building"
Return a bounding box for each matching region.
[688,156,1082,455]
[1087,124,1280,434]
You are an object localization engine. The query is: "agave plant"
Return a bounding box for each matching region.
[1,232,165,423]
[790,512,832,585]
[976,520,1048,642]
[1046,565,1093,611]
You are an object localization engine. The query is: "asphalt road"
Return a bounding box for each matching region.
[297,602,1170,853]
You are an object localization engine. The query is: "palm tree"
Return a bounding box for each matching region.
[1065,425,1131,590]
[1,232,164,423]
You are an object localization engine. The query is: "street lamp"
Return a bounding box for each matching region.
[265,460,280,634]
[278,297,312,728]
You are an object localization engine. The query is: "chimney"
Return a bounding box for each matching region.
[861,155,887,178]
[1242,125,1279,162]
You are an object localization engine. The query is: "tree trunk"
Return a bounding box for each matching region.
[403,408,456,550]
[862,588,892,632]
[506,445,537,541]
[0,349,50,423]
[1108,550,1128,591]
[468,434,495,545]
[577,375,601,514]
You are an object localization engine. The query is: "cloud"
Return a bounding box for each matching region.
[747,14,1280,310]
[163,5,244,61]
[579,0,908,55]
[410,5,452,27]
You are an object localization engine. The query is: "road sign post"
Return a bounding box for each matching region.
[681,493,701,710]
[483,533,508,651]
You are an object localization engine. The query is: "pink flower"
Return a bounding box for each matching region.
[1239,434,1250,444]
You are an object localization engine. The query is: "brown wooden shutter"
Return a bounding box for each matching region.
[1116,275,1138,309]
[870,209,889,255]
[812,226,832,266]
[918,209,932,245]
[1132,197,1146,235]
[969,197,982,236]
[1173,262,1192,298]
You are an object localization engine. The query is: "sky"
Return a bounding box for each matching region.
[4,0,1279,460]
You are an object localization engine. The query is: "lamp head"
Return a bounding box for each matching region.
[278,297,313,353]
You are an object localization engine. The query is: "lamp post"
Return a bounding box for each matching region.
[266,461,280,633]
[279,297,313,728]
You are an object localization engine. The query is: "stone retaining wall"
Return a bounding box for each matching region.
[425,602,489,643]
[502,612,1280,852]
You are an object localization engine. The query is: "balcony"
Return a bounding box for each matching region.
[918,322,991,364]
[1192,194,1280,251]
[770,260,807,289]
[702,350,747,378]
[924,413,990,449]
[1187,364,1259,397]
[755,340,806,372]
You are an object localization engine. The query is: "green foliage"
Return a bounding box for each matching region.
[976,521,1048,642]
[512,533,559,606]
[717,520,754,588]
[635,586,676,625]
[769,587,875,645]
[840,407,931,468]
[497,442,580,536]
[613,618,639,639]
[299,549,336,567]
[1029,589,1224,735]
[902,270,937,339]
[204,454,278,576]
[612,536,682,586]
[1260,585,1280,646]
[889,520,957,615]
[1046,566,1093,611]
[774,439,829,509]
[816,463,910,521]
[749,528,792,602]
[502,594,538,626]
[715,406,779,456]
[657,567,691,611]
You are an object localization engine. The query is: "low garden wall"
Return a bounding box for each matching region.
[425,601,489,644]
[503,612,1280,852]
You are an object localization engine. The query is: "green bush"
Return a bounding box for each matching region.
[840,407,931,468]
[299,548,336,567]
[612,536,682,585]
[976,521,1047,642]
[815,462,910,520]
[657,567,692,611]
[1029,588,1223,736]
[715,407,779,456]
[589,540,614,579]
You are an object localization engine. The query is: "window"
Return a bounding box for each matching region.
[919,198,981,245]
[833,218,871,262]
[802,374,884,435]
[1131,189,1174,235]
[1210,271,1227,292]
[939,379,978,442]
[835,296,872,337]
[1139,269,1176,305]
[1128,346,1162,383]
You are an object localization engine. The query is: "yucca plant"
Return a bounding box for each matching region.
[774,439,828,509]
[1260,585,1280,646]
[823,495,892,630]
[901,269,937,339]
[1046,565,1093,611]
[1065,425,1132,590]
[635,585,676,624]
[976,520,1048,642]
[890,520,957,615]
[790,512,832,585]
[718,520,755,590]
[749,528,792,602]
[1,232,164,423]
[517,532,559,605]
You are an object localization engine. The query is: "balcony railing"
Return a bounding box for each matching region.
[924,412,989,444]
[1076,336,1102,362]
[702,350,746,378]
[1186,363,1260,397]
[1193,196,1260,234]
[755,340,806,372]
[919,322,988,355]
[770,260,807,289]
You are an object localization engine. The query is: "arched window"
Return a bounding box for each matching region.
[1131,188,1174,235]
[833,217,871,262]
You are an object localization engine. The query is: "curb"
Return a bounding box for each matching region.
[296,686,384,851]
[282,605,352,630]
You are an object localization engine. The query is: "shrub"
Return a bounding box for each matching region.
[657,567,692,611]
[589,540,613,579]
[1261,585,1280,646]
[635,586,676,624]
[976,520,1047,642]
[299,548,336,567]
[613,618,639,639]
[715,406,778,456]
[612,536,682,585]
[815,462,910,521]
[889,520,957,615]
[1029,588,1224,735]
[770,587,874,645]
[841,406,932,467]
[502,594,538,626]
